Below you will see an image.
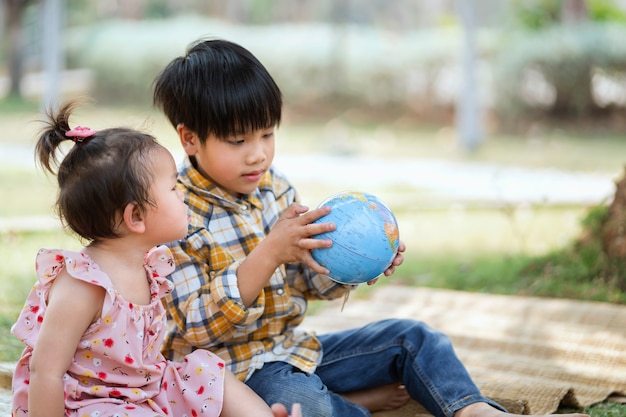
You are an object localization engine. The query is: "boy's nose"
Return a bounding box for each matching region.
[247,143,267,164]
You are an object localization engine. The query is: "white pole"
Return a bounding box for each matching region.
[456,0,482,151]
[41,0,64,112]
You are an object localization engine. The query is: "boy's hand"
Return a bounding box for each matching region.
[265,203,335,274]
[366,240,406,286]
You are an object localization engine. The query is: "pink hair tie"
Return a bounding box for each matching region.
[66,126,97,143]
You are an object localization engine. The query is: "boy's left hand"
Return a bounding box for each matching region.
[366,240,405,286]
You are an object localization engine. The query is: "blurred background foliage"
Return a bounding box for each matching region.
[2,0,626,132]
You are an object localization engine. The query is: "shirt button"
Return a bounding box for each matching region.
[241,205,248,211]
[277,288,284,295]
[256,350,263,355]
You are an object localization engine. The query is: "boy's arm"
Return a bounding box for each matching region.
[285,261,353,301]
[165,236,266,348]
[165,203,339,347]
[235,203,336,306]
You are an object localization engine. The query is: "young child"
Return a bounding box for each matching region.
[11,101,301,417]
[152,39,589,417]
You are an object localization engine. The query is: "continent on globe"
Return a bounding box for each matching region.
[311,191,400,284]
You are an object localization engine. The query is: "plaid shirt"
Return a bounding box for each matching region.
[162,156,351,381]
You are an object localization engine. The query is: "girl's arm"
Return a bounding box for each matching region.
[219,369,302,417]
[28,270,104,417]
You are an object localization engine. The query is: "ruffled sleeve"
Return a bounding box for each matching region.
[34,248,111,297]
[37,248,115,312]
[12,248,111,348]
[144,245,175,298]
[35,248,68,287]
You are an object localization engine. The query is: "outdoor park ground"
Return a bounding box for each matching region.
[0,99,625,415]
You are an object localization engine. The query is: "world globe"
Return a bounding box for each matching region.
[311,191,400,284]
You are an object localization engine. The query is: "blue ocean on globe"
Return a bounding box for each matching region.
[311,191,400,284]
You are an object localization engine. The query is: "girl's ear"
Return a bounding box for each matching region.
[177,123,201,156]
[122,202,146,234]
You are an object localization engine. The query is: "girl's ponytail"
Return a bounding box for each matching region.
[34,101,76,175]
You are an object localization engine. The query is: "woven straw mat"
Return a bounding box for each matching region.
[300,286,626,416]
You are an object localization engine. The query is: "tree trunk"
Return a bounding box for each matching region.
[561,0,588,23]
[5,0,35,98]
[601,167,626,259]
[549,62,595,117]
[549,0,596,117]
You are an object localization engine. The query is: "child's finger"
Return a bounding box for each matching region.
[290,403,302,417]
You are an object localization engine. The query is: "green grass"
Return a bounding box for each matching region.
[0,229,82,361]
[581,402,626,417]
[0,95,39,114]
[0,169,57,217]
[388,251,626,303]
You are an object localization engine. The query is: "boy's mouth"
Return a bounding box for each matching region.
[243,170,264,182]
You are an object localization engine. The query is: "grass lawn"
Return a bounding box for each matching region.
[1,101,625,415]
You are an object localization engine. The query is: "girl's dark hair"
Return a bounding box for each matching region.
[153,38,282,143]
[35,101,163,242]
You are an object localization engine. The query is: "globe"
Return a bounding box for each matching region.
[311,191,400,284]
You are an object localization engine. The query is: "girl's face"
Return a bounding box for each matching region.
[143,147,189,244]
[184,127,276,198]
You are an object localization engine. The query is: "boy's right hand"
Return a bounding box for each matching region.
[265,203,335,275]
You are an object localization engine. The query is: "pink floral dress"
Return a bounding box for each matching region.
[11,246,225,417]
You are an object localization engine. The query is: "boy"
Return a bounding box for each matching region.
[153,38,588,417]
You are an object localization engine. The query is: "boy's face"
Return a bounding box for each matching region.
[179,125,276,198]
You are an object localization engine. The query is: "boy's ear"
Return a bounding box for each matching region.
[177,123,200,156]
[122,203,146,234]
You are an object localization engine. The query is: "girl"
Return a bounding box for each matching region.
[11,101,300,417]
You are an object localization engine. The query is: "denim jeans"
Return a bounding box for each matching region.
[245,318,505,417]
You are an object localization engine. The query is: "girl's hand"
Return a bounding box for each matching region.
[270,403,302,417]
[367,240,406,286]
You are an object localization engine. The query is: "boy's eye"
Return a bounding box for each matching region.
[263,132,274,139]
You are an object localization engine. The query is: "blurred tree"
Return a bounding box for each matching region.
[511,0,626,118]
[602,175,626,249]
[3,0,38,99]
[553,0,593,117]
[515,0,626,27]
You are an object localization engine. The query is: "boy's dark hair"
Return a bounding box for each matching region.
[153,38,282,143]
[35,101,163,242]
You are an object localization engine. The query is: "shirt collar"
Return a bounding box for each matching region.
[178,155,267,210]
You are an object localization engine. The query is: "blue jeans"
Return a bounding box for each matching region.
[246,319,505,417]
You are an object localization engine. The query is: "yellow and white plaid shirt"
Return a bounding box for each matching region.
[162,156,351,381]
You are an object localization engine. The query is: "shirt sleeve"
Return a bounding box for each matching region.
[165,230,266,349]
[285,261,353,301]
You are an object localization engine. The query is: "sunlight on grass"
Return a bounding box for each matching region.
[4,104,626,174]
[396,205,587,256]
[0,168,57,217]
[0,229,83,361]
[0,230,82,314]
